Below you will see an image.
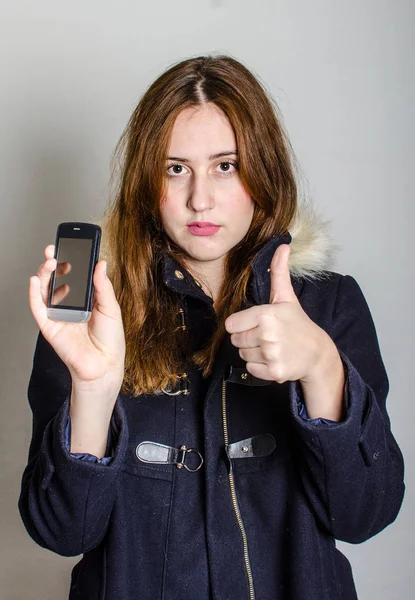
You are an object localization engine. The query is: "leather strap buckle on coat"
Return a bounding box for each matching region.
[136,441,204,472]
[226,434,276,459]
[224,365,272,386]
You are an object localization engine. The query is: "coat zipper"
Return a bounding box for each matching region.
[221,378,256,600]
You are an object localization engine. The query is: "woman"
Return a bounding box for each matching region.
[19,55,405,599]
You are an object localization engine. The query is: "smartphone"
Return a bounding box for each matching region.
[47,222,101,322]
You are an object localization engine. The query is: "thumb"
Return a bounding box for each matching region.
[269,244,296,304]
[92,261,122,320]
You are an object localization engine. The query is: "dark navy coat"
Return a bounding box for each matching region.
[19,234,405,599]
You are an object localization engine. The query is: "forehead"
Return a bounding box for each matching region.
[168,104,236,156]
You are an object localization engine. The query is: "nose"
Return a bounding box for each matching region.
[187,174,215,213]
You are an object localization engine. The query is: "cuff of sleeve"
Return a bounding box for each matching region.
[289,350,386,467]
[296,372,350,426]
[65,416,114,465]
[40,395,129,490]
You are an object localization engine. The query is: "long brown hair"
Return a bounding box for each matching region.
[99,55,299,396]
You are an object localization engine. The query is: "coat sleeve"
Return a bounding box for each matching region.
[18,332,129,557]
[289,274,405,544]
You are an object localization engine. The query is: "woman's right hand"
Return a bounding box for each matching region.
[29,244,126,394]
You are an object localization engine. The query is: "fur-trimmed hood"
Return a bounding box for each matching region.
[288,201,339,279]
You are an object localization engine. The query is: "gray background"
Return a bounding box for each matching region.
[1,0,413,598]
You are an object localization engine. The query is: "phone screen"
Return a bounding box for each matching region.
[50,237,93,308]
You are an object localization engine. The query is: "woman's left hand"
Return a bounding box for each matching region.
[225,244,337,385]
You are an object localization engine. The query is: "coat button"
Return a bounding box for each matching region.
[174,270,184,279]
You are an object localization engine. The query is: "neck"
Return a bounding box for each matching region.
[185,257,225,305]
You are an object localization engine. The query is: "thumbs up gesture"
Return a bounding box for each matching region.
[225,244,335,385]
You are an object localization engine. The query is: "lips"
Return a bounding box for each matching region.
[187,222,221,236]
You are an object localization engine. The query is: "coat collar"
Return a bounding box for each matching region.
[162,201,337,304]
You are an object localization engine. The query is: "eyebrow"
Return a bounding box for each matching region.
[167,151,238,163]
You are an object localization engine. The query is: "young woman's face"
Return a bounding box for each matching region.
[160,103,254,276]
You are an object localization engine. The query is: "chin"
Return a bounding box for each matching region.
[186,248,228,263]
[188,253,223,262]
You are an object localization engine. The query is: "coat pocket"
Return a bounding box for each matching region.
[121,458,174,482]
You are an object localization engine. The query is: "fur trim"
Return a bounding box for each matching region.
[288,201,340,279]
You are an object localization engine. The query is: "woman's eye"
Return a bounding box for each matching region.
[216,161,238,174]
[167,162,238,177]
[167,164,187,176]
